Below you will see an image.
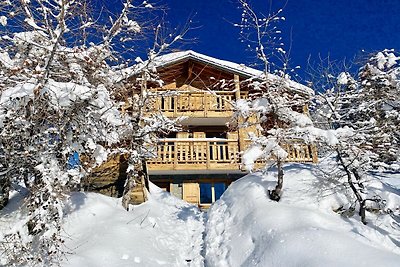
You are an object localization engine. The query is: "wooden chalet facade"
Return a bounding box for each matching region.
[140,51,317,208]
[85,51,316,207]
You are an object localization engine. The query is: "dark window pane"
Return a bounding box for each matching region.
[214,183,226,201]
[200,183,212,204]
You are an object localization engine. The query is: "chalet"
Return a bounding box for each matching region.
[87,50,316,208]
[144,51,315,208]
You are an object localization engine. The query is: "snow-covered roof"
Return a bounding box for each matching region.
[118,50,313,96]
[151,50,264,77]
[148,50,314,96]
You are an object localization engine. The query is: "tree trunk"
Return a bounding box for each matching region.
[269,159,284,201]
[0,177,10,210]
[142,160,150,192]
[121,158,148,211]
[351,168,365,190]
[359,199,367,225]
[336,151,367,224]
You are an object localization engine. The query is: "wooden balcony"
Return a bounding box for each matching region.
[241,140,317,164]
[147,138,240,171]
[147,138,317,172]
[156,90,235,118]
[283,143,317,163]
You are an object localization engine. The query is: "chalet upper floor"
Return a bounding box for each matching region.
[126,50,313,120]
[120,51,316,172]
[85,51,318,206]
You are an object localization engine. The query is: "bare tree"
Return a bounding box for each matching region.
[233,0,317,201]
[311,50,400,224]
[114,20,191,210]
[0,0,186,265]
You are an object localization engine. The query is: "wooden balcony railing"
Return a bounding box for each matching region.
[147,138,317,172]
[147,138,240,171]
[282,143,317,163]
[156,91,235,117]
[241,139,317,164]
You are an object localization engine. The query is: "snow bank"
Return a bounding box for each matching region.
[62,184,204,267]
[205,164,400,267]
[2,163,399,267]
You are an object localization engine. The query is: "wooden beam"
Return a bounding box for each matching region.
[234,74,241,100]
[188,61,194,80]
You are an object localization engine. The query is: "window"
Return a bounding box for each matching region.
[199,182,226,204]
[214,183,225,201]
[200,183,212,204]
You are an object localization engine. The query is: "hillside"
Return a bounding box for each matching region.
[2,161,399,266]
[205,163,400,266]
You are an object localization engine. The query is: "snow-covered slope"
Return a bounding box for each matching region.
[3,163,399,266]
[62,184,204,267]
[205,164,400,267]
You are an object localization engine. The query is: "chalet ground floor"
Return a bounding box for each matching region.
[150,173,244,208]
[83,152,246,207]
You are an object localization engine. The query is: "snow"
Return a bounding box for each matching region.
[0,52,13,68]
[242,144,264,171]
[305,126,354,146]
[92,145,109,166]
[0,81,35,106]
[160,138,231,142]
[149,50,263,77]
[2,162,400,266]
[125,19,141,33]
[45,81,92,107]
[0,16,7,26]
[234,99,252,118]
[143,1,153,8]
[24,17,45,31]
[62,183,205,267]
[337,72,349,85]
[122,50,314,96]
[60,162,400,267]
[205,164,400,267]
[376,50,400,70]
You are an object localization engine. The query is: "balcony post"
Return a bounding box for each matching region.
[204,92,208,117]
[174,141,178,169]
[173,95,177,117]
[206,141,211,169]
[311,144,318,163]
[234,74,241,100]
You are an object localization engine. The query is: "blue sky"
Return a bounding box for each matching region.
[108,0,400,80]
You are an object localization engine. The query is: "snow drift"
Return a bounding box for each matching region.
[205,164,400,267]
[3,163,399,267]
[62,184,205,267]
